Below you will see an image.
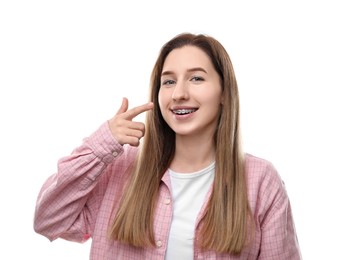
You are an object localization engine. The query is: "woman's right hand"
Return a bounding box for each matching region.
[108,97,154,147]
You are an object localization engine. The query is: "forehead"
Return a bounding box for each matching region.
[162,46,213,72]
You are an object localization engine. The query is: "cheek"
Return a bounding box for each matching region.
[204,90,222,106]
[158,89,167,113]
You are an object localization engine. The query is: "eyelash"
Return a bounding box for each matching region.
[162,79,175,85]
[161,76,204,86]
[191,76,204,82]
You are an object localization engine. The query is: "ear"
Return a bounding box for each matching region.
[220,96,224,105]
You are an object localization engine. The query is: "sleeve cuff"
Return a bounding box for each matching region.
[85,121,124,164]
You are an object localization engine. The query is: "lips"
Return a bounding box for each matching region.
[172,108,198,115]
[170,106,199,118]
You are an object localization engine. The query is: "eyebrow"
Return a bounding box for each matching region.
[161,67,207,76]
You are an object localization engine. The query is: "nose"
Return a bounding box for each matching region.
[171,81,189,101]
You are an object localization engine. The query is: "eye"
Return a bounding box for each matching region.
[162,79,176,86]
[191,76,204,82]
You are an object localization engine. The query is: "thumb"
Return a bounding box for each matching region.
[116,97,129,115]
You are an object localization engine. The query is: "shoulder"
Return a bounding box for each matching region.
[244,153,288,215]
[244,153,283,188]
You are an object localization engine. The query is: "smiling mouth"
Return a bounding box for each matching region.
[172,108,198,115]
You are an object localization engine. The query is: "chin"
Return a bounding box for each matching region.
[170,127,197,136]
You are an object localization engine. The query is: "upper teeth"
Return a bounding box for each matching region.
[173,109,196,114]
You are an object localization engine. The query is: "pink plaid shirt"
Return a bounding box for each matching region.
[34,122,302,259]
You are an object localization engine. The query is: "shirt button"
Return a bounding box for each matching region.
[112,151,118,157]
[156,240,163,247]
[164,198,171,205]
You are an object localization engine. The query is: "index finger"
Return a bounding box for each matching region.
[124,102,154,120]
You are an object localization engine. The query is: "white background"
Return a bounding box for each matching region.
[1,0,337,259]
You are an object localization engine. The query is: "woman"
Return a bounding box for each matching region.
[34,33,302,259]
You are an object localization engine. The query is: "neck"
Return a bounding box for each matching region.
[170,134,215,173]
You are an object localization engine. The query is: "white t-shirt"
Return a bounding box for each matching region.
[165,162,215,259]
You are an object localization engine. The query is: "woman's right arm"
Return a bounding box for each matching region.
[33,121,127,242]
[33,98,153,242]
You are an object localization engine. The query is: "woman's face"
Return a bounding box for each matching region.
[158,46,223,138]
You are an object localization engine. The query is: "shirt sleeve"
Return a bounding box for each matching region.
[257,164,302,260]
[33,121,132,243]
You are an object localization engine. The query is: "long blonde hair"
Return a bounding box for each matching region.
[110,33,253,254]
